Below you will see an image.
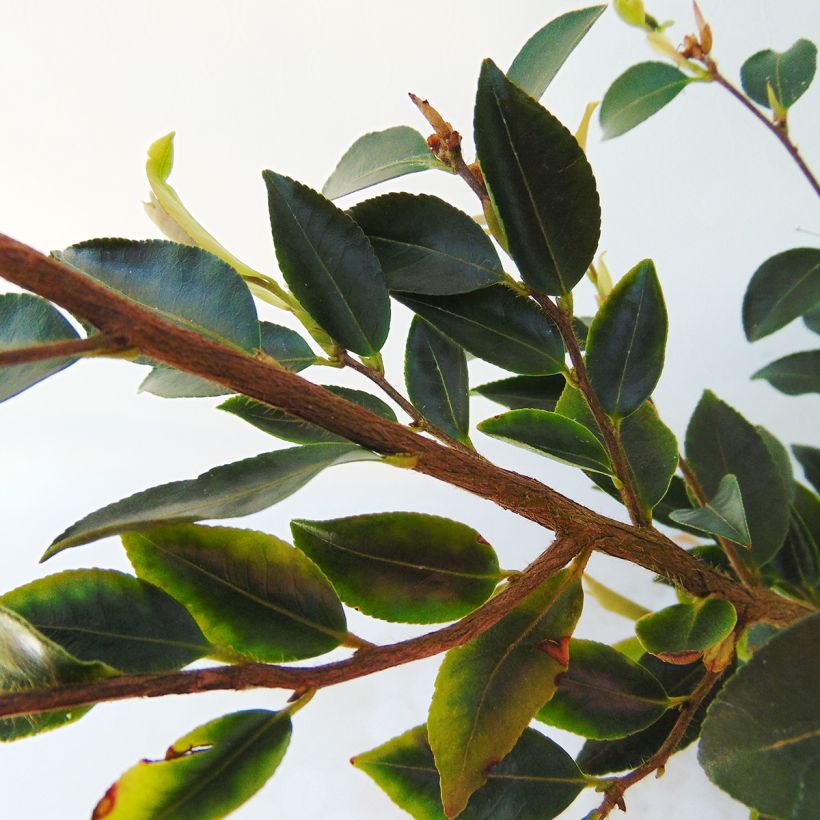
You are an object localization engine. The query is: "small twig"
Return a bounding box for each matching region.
[0,334,127,367]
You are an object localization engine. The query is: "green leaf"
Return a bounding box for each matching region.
[471,374,566,411]
[322,126,446,200]
[670,474,752,547]
[93,709,292,820]
[585,259,668,418]
[740,39,818,109]
[290,512,500,624]
[635,598,737,661]
[0,293,80,403]
[353,725,586,820]
[805,304,820,334]
[55,239,259,352]
[753,350,820,395]
[428,568,583,817]
[478,409,612,473]
[45,443,377,557]
[349,193,505,295]
[263,170,390,355]
[583,576,650,621]
[405,318,470,442]
[537,639,669,739]
[685,391,790,566]
[474,59,600,295]
[219,386,396,445]
[742,248,820,341]
[793,444,820,493]
[257,321,317,371]
[599,62,691,139]
[395,286,565,375]
[0,570,209,673]
[507,6,607,99]
[699,613,820,820]
[650,475,705,535]
[123,524,347,662]
[757,425,795,503]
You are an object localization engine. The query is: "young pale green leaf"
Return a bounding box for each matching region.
[478,409,613,473]
[599,62,691,139]
[793,444,820,493]
[805,304,820,334]
[45,443,377,557]
[699,613,820,820]
[123,524,347,662]
[264,171,390,355]
[353,725,586,820]
[753,349,820,395]
[92,709,292,820]
[428,568,583,817]
[670,474,752,547]
[537,639,670,739]
[219,386,396,445]
[767,484,820,600]
[742,248,820,341]
[405,318,470,442]
[290,513,500,624]
[472,374,566,411]
[349,193,504,295]
[475,59,600,295]
[395,286,565,375]
[0,570,209,673]
[583,576,650,621]
[322,126,447,200]
[507,6,606,99]
[686,391,789,566]
[740,40,818,110]
[585,259,668,419]
[0,293,81,403]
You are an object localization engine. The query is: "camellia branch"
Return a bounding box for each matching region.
[0,335,128,366]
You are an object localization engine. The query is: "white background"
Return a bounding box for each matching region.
[1,1,818,817]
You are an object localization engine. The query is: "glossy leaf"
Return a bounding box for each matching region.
[353,725,586,820]
[471,374,566,411]
[475,59,600,295]
[585,259,667,418]
[793,444,820,493]
[349,193,504,295]
[93,709,292,820]
[805,304,820,334]
[753,349,820,395]
[322,126,446,200]
[599,62,691,139]
[699,613,820,820]
[291,512,500,624]
[0,570,209,673]
[428,568,583,817]
[507,6,606,99]
[395,286,564,375]
[537,639,669,739]
[257,321,317,371]
[478,409,612,473]
[740,40,817,109]
[651,475,705,535]
[757,425,795,503]
[0,293,80,403]
[123,524,347,662]
[670,474,751,547]
[742,248,820,341]
[264,171,390,355]
[45,443,377,557]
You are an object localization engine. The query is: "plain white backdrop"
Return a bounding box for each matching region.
[1,1,818,817]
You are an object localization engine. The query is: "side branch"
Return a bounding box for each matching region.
[0,335,126,366]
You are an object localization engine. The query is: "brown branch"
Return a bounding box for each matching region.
[0,334,126,366]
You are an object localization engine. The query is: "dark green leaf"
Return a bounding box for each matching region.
[0,570,209,673]
[322,126,446,200]
[405,317,470,442]
[258,321,317,372]
[651,475,705,535]
[349,193,504,295]
[537,639,669,739]
[699,613,820,820]
[291,512,500,624]
[599,62,691,139]
[0,293,80,403]
[793,444,820,493]
[471,374,566,410]
[264,171,390,355]
[395,286,564,375]
[742,248,820,341]
[767,484,820,600]
[508,6,607,99]
[93,709,292,819]
[123,524,347,662]
[740,39,817,109]
[585,259,668,418]
[45,443,377,557]
[428,569,583,817]
[805,304,820,334]
[670,474,751,547]
[353,725,586,820]
[475,60,600,295]
[753,349,820,395]
[757,425,795,502]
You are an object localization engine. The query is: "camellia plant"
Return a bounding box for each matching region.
[0,2,817,818]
